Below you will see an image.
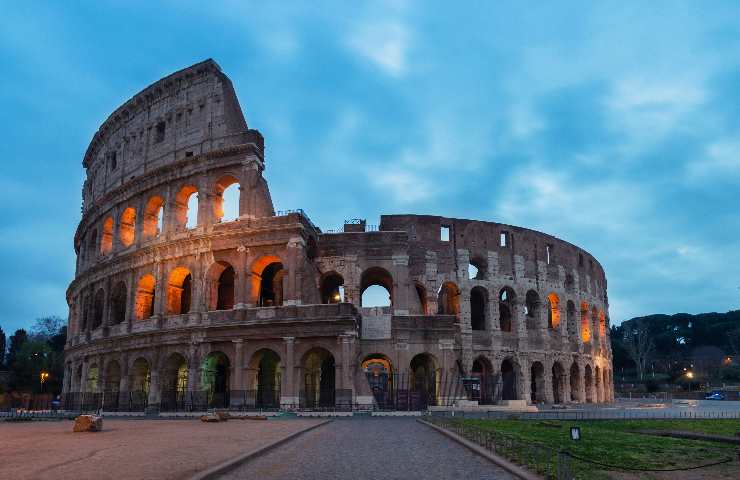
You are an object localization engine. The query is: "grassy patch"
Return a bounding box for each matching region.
[455,419,739,480]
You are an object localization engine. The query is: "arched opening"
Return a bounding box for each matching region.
[415,283,428,315]
[92,288,105,329]
[360,267,394,308]
[501,359,518,401]
[437,282,460,315]
[471,356,494,405]
[250,256,284,307]
[166,267,192,315]
[130,357,151,399]
[100,217,114,254]
[525,290,540,330]
[552,362,566,404]
[595,365,602,403]
[207,262,235,310]
[530,361,546,403]
[86,364,99,393]
[202,352,230,408]
[567,301,577,339]
[105,361,121,393]
[302,348,335,408]
[86,229,98,260]
[134,274,156,320]
[570,362,581,402]
[250,349,282,409]
[468,257,486,280]
[142,196,165,240]
[104,361,121,409]
[110,281,127,324]
[470,286,487,331]
[174,185,198,230]
[259,262,284,307]
[214,175,241,223]
[320,272,344,304]
[119,207,136,247]
[410,353,438,409]
[547,293,561,329]
[599,311,607,339]
[160,353,188,410]
[362,354,393,408]
[499,287,516,332]
[584,364,594,403]
[580,302,591,343]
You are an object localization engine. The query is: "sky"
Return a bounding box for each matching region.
[1,1,739,334]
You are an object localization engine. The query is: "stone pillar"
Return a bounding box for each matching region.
[80,358,89,393]
[284,236,304,305]
[392,254,410,315]
[234,246,248,309]
[518,358,531,403]
[152,260,165,325]
[281,337,296,408]
[543,359,554,404]
[232,340,244,390]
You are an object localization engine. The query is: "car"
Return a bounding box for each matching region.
[704,391,725,400]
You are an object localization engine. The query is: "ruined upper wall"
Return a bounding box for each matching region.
[81,59,262,212]
[379,214,607,294]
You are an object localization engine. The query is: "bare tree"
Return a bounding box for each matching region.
[624,320,655,381]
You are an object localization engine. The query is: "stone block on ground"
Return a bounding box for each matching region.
[200,414,220,422]
[73,415,103,432]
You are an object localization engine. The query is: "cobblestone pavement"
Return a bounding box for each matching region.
[220,417,515,480]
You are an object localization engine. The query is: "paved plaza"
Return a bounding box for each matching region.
[0,418,321,480]
[220,418,515,480]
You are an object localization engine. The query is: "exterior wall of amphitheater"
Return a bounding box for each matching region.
[64,59,614,410]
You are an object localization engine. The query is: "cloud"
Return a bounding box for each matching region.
[686,140,740,180]
[367,166,433,203]
[347,21,410,77]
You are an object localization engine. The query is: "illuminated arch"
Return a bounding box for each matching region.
[142,195,165,239]
[119,207,136,247]
[100,216,114,254]
[135,274,156,320]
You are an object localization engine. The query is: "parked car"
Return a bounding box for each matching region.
[704,390,725,400]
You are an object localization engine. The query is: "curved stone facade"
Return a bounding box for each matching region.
[64,59,613,411]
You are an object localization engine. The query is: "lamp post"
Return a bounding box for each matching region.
[40,371,49,393]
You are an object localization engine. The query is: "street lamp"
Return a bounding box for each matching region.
[40,371,49,393]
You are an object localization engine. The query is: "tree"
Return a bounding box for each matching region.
[624,320,655,381]
[7,329,28,372]
[30,316,65,340]
[0,327,6,368]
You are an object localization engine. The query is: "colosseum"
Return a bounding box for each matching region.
[63,59,613,412]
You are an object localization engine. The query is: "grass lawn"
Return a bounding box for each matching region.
[454,419,740,480]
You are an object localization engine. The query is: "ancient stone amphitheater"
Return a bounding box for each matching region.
[63,59,613,412]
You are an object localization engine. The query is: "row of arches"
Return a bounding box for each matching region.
[82,176,241,261]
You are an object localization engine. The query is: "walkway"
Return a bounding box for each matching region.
[220,417,515,480]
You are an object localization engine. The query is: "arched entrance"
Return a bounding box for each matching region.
[202,352,230,408]
[250,349,282,409]
[160,353,188,411]
[471,357,495,405]
[362,354,393,409]
[530,361,546,403]
[570,362,581,402]
[410,353,438,409]
[320,272,344,304]
[129,357,151,410]
[499,287,516,332]
[501,359,518,401]
[103,361,121,410]
[552,362,566,404]
[584,365,594,403]
[302,348,335,408]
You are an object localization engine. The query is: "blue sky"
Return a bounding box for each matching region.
[1,1,739,334]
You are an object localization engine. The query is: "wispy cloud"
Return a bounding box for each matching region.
[347,21,410,77]
[686,140,740,180]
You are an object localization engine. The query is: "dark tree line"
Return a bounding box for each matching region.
[611,310,740,383]
[0,317,66,394]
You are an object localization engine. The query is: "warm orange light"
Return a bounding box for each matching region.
[686,371,694,379]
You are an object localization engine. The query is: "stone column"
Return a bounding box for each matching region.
[543,359,554,404]
[234,246,248,309]
[284,237,304,305]
[152,260,165,324]
[232,340,244,390]
[118,354,130,409]
[147,351,161,412]
[392,254,410,315]
[518,357,531,403]
[80,358,89,393]
[281,337,296,408]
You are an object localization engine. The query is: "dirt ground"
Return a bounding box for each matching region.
[0,418,321,480]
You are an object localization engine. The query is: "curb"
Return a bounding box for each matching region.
[417,419,542,480]
[189,419,332,480]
